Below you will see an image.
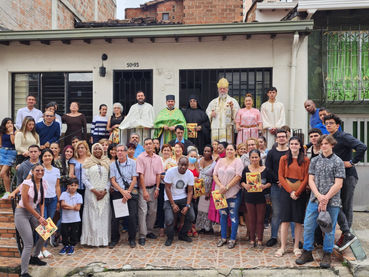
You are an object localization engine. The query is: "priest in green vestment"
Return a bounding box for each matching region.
[154,95,187,144]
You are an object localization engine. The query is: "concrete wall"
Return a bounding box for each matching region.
[0,34,308,134]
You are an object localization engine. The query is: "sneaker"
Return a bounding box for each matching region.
[320,252,331,268]
[37,252,44,259]
[338,232,357,252]
[178,234,192,243]
[295,250,314,265]
[334,233,345,249]
[67,246,74,255]
[29,256,47,266]
[266,238,277,247]
[1,192,10,199]
[59,246,69,255]
[42,249,52,258]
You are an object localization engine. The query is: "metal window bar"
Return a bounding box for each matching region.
[325,30,369,102]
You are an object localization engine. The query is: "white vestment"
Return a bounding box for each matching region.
[119,102,155,143]
[260,101,286,148]
[205,95,240,143]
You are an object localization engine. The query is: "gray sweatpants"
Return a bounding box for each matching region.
[15,207,45,275]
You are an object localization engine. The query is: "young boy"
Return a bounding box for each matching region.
[59,177,83,255]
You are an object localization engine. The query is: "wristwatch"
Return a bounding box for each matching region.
[186,204,191,208]
[349,160,356,166]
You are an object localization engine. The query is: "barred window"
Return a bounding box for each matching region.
[325,31,369,102]
[12,72,93,122]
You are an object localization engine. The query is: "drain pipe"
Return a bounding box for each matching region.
[289,32,300,128]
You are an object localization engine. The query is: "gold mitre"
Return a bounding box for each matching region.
[217,78,229,88]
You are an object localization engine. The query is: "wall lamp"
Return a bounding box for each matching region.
[99,53,108,77]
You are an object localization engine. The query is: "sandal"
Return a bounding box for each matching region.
[217,238,227,247]
[293,248,302,257]
[274,248,285,257]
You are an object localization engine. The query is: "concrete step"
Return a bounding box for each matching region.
[0,222,16,239]
[0,209,14,223]
[0,238,20,258]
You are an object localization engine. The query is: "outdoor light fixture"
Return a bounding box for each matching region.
[99,53,108,77]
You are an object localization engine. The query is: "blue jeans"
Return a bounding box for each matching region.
[303,201,340,253]
[44,196,58,220]
[220,191,241,240]
[271,185,295,239]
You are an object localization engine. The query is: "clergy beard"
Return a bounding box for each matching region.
[219,93,227,100]
[167,106,174,110]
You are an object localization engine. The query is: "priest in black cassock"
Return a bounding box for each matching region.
[183,95,211,154]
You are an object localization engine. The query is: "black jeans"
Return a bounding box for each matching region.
[164,198,195,240]
[337,175,358,233]
[110,190,138,242]
[61,222,80,246]
[155,182,165,229]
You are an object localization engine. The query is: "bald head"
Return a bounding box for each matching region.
[304,100,316,114]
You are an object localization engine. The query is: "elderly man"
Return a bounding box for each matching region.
[163,156,195,246]
[154,95,187,145]
[206,78,240,143]
[15,95,43,130]
[119,91,155,143]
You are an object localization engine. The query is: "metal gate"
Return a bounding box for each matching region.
[179,68,273,110]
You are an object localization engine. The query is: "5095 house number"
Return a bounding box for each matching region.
[127,62,139,68]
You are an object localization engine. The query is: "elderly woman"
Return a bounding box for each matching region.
[107,103,124,144]
[213,144,243,249]
[235,94,262,145]
[81,143,111,246]
[62,102,87,146]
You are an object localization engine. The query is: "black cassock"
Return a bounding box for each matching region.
[183,106,211,155]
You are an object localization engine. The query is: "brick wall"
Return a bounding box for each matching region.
[0,0,116,30]
[183,0,243,24]
[124,0,243,24]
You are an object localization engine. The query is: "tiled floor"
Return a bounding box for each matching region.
[39,225,344,270]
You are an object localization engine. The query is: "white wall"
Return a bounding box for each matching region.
[0,33,309,134]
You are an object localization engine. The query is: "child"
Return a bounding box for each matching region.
[59,177,83,255]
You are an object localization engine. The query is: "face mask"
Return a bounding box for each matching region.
[188,157,197,164]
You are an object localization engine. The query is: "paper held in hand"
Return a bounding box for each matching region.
[113,198,129,218]
[35,217,57,241]
[246,172,262,192]
[212,190,228,210]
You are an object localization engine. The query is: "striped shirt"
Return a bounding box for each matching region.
[91,115,109,137]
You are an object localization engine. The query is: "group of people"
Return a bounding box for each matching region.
[0,77,367,277]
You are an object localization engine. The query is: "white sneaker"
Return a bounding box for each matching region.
[1,192,10,199]
[42,249,52,258]
[38,251,44,259]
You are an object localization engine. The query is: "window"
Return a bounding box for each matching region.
[162,13,169,21]
[12,72,93,122]
[325,31,369,102]
[179,68,272,110]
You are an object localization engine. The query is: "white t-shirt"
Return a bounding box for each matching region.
[40,166,60,198]
[60,191,83,223]
[163,166,194,201]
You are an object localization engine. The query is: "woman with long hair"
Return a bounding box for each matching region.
[80,143,111,246]
[213,144,243,249]
[196,145,216,233]
[36,148,60,259]
[15,116,40,165]
[0,118,16,198]
[275,136,309,257]
[14,163,48,277]
[241,149,272,248]
[62,102,87,146]
[235,93,263,145]
[107,143,117,163]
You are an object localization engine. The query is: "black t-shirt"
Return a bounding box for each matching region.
[265,148,288,184]
[241,167,272,204]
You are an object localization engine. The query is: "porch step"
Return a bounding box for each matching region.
[0,199,12,210]
[0,238,20,258]
[0,222,16,238]
[0,209,14,223]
